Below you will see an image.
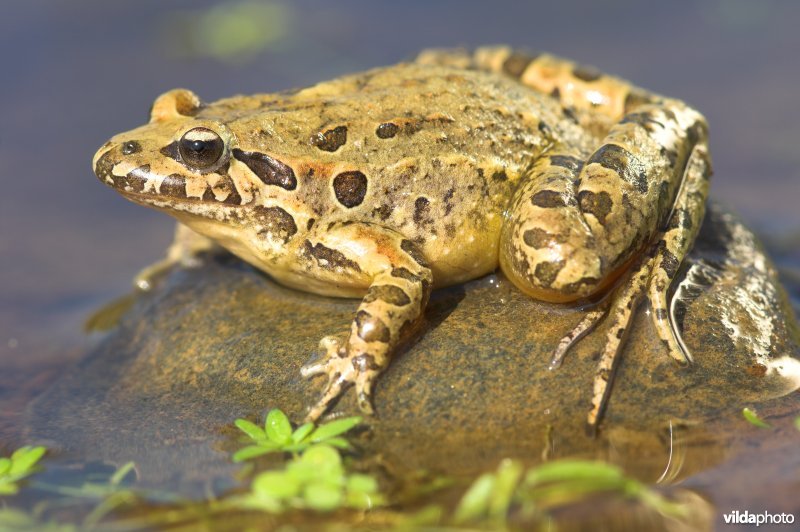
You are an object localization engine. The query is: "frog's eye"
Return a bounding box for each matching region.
[178,127,225,170]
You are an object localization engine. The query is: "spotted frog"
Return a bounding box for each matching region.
[93,47,711,429]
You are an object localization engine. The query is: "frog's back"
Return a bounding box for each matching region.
[207,63,592,283]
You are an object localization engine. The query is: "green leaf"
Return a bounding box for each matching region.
[303,482,343,511]
[322,437,352,450]
[0,482,19,495]
[265,410,293,444]
[109,461,136,486]
[291,422,314,443]
[308,416,362,443]
[488,459,523,519]
[742,407,770,428]
[253,471,301,499]
[8,446,46,476]
[347,474,378,495]
[0,458,11,476]
[524,460,623,486]
[453,472,494,524]
[235,418,267,441]
[232,445,276,463]
[795,416,800,432]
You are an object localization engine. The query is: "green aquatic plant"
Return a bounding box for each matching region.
[451,458,688,526]
[795,416,800,431]
[0,446,47,495]
[742,407,771,428]
[230,444,384,513]
[233,409,362,462]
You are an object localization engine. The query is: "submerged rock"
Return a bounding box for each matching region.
[26,204,800,497]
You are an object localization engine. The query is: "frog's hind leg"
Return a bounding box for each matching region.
[586,142,712,430]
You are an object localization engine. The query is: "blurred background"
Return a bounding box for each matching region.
[1,0,799,380]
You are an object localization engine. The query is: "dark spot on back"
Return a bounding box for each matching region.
[413,196,431,224]
[588,144,648,194]
[578,190,614,225]
[303,240,361,272]
[562,106,579,124]
[572,64,602,82]
[502,51,537,77]
[531,190,566,208]
[620,111,664,134]
[121,140,141,155]
[549,155,583,173]
[310,125,347,152]
[253,206,297,242]
[534,260,565,288]
[623,90,653,112]
[233,149,297,190]
[491,170,508,182]
[332,170,368,208]
[355,310,391,343]
[364,285,412,306]
[376,122,399,139]
[551,87,561,100]
[400,239,429,268]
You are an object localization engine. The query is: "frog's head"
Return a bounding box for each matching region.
[93,89,250,215]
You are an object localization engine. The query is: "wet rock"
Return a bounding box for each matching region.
[26,204,800,496]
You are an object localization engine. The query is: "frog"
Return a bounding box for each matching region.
[92,46,711,430]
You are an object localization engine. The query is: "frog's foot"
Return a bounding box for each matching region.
[134,223,221,291]
[301,336,378,422]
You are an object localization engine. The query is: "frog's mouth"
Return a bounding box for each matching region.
[93,144,245,209]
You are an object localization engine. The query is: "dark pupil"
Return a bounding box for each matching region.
[179,129,224,169]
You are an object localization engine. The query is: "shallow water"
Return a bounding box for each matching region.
[2,1,800,529]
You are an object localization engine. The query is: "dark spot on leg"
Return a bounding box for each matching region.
[304,240,361,272]
[502,51,537,77]
[376,122,399,139]
[364,285,412,306]
[310,125,347,152]
[355,311,391,343]
[306,218,315,230]
[121,140,141,155]
[531,190,566,208]
[549,155,583,173]
[333,171,368,208]
[353,354,380,372]
[616,328,625,339]
[578,190,614,225]
[233,149,297,190]
[572,64,601,82]
[252,206,297,242]
[660,250,680,278]
[391,267,420,283]
[534,260,565,287]
[413,196,430,224]
[523,228,566,249]
[400,239,429,268]
[588,144,648,194]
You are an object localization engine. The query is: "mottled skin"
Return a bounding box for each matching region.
[93,46,711,429]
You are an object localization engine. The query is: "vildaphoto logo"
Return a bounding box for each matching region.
[723,510,795,526]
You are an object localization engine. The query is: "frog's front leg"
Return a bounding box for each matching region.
[295,222,432,421]
[135,223,222,290]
